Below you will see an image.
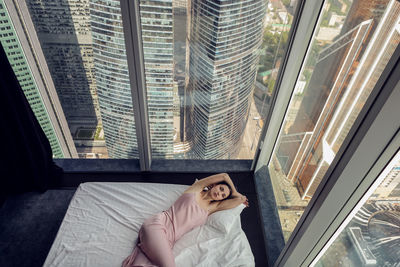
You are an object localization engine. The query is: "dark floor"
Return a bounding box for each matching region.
[0,172,268,267]
[0,190,75,267]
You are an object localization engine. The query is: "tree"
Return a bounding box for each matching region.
[259,27,290,72]
[282,0,291,8]
[267,78,276,94]
[305,41,323,67]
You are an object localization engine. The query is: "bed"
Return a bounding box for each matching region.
[43,182,255,267]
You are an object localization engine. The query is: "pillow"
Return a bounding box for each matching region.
[206,204,245,234]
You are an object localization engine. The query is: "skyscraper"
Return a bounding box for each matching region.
[277,19,373,196]
[89,0,138,158]
[0,0,77,158]
[185,0,266,159]
[140,0,174,158]
[89,0,174,158]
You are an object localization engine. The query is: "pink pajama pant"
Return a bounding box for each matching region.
[122,213,176,267]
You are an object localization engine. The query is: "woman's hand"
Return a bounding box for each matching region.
[237,194,249,207]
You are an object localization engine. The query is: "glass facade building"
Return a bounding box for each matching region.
[185,0,267,159]
[89,0,138,158]
[89,0,175,159]
[140,0,174,158]
[277,0,399,199]
[24,0,110,159]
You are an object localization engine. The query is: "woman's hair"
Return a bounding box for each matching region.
[214,181,233,200]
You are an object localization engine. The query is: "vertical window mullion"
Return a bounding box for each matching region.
[254,0,325,172]
[120,0,151,170]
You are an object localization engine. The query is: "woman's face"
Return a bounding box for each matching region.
[210,184,230,201]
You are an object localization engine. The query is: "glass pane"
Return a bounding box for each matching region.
[268,0,400,242]
[0,0,138,159]
[0,0,65,158]
[89,0,137,158]
[139,0,298,159]
[315,151,400,266]
[139,0,174,158]
[245,0,299,159]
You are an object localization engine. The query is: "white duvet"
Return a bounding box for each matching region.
[43,182,254,267]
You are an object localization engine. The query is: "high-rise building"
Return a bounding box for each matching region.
[173,0,187,10]
[89,0,137,158]
[276,0,399,198]
[277,19,373,196]
[340,0,388,33]
[89,0,174,158]
[140,0,174,158]
[0,0,77,158]
[370,165,400,199]
[25,0,101,136]
[185,0,266,159]
[173,0,187,147]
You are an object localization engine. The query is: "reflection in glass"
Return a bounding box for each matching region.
[241,0,298,159]
[268,0,400,242]
[315,153,400,266]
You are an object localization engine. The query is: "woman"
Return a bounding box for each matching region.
[122,173,249,267]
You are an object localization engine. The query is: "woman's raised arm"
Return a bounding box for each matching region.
[185,173,238,195]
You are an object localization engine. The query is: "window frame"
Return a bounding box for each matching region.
[120,0,151,170]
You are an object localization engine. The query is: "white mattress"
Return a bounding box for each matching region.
[44,182,254,267]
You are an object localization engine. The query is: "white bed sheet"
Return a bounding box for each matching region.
[44,182,254,267]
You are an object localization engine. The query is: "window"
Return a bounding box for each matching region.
[266,0,400,242]
[2,0,299,161]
